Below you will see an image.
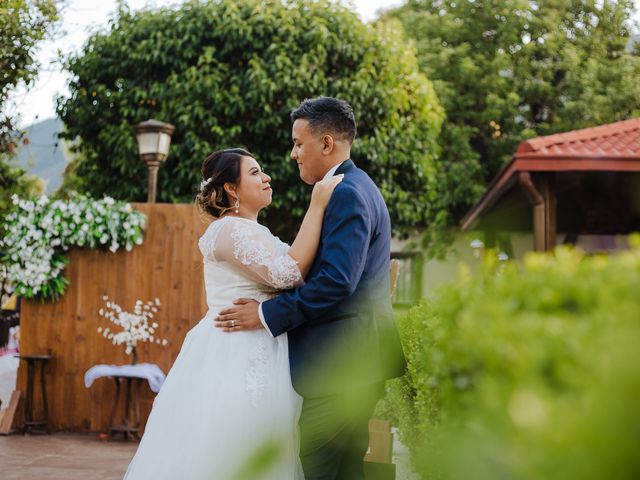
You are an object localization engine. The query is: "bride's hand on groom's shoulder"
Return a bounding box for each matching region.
[310,174,343,209]
[214,298,262,332]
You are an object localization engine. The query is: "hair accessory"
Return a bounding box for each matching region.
[200,177,213,191]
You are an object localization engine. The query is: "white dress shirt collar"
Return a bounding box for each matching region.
[322,161,346,181]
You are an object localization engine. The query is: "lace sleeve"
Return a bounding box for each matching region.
[273,235,292,256]
[213,219,303,290]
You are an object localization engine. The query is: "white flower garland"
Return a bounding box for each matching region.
[98,297,168,357]
[0,193,147,301]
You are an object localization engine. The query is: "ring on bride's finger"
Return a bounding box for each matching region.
[230,320,235,327]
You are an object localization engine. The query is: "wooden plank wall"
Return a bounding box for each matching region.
[16,204,210,432]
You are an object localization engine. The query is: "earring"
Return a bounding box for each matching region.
[234,198,240,214]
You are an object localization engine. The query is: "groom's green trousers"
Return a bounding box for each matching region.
[299,382,385,480]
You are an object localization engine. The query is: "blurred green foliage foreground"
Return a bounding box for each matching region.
[381,240,640,479]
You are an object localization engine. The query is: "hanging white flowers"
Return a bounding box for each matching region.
[0,193,146,301]
[97,296,168,363]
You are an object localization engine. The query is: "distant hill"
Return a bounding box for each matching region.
[12,117,71,195]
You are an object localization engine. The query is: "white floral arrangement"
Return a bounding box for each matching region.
[98,296,168,362]
[0,193,146,301]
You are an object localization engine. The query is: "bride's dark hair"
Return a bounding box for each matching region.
[196,148,255,219]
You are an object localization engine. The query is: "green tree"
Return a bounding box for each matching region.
[0,162,41,212]
[0,0,58,214]
[57,0,443,241]
[383,0,640,252]
[0,0,59,151]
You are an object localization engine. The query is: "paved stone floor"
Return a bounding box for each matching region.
[0,433,137,480]
[0,431,419,480]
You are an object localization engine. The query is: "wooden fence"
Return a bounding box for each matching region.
[16,204,210,432]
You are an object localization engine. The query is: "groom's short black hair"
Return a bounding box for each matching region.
[291,96,356,144]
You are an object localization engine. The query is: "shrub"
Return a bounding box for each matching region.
[384,242,640,479]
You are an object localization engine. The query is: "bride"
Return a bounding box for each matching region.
[124,148,342,479]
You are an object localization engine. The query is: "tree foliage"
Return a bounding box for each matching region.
[384,0,640,252]
[0,162,40,214]
[58,0,443,241]
[0,0,58,153]
[0,0,57,222]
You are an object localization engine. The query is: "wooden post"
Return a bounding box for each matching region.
[539,174,557,251]
[365,419,394,463]
[533,203,545,251]
[389,259,400,298]
[519,172,556,252]
[364,419,396,479]
[519,172,544,251]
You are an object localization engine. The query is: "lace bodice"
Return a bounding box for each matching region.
[198,217,303,309]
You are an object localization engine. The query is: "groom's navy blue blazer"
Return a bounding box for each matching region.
[262,160,406,398]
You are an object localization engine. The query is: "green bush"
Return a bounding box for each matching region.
[383,242,640,479]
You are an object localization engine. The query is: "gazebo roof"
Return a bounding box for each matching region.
[516,117,640,159]
[461,118,640,231]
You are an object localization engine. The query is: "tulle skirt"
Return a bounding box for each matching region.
[124,311,303,480]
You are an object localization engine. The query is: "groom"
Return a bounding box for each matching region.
[215,96,405,479]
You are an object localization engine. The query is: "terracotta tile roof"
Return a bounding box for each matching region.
[516,118,640,159]
[461,118,640,230]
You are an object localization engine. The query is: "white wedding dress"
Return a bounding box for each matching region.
[124,216,304,480]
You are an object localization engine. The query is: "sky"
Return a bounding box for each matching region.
[10,0,640,128]
[8,0,402,128]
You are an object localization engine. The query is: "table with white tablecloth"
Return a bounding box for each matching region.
[84,363,166,439]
